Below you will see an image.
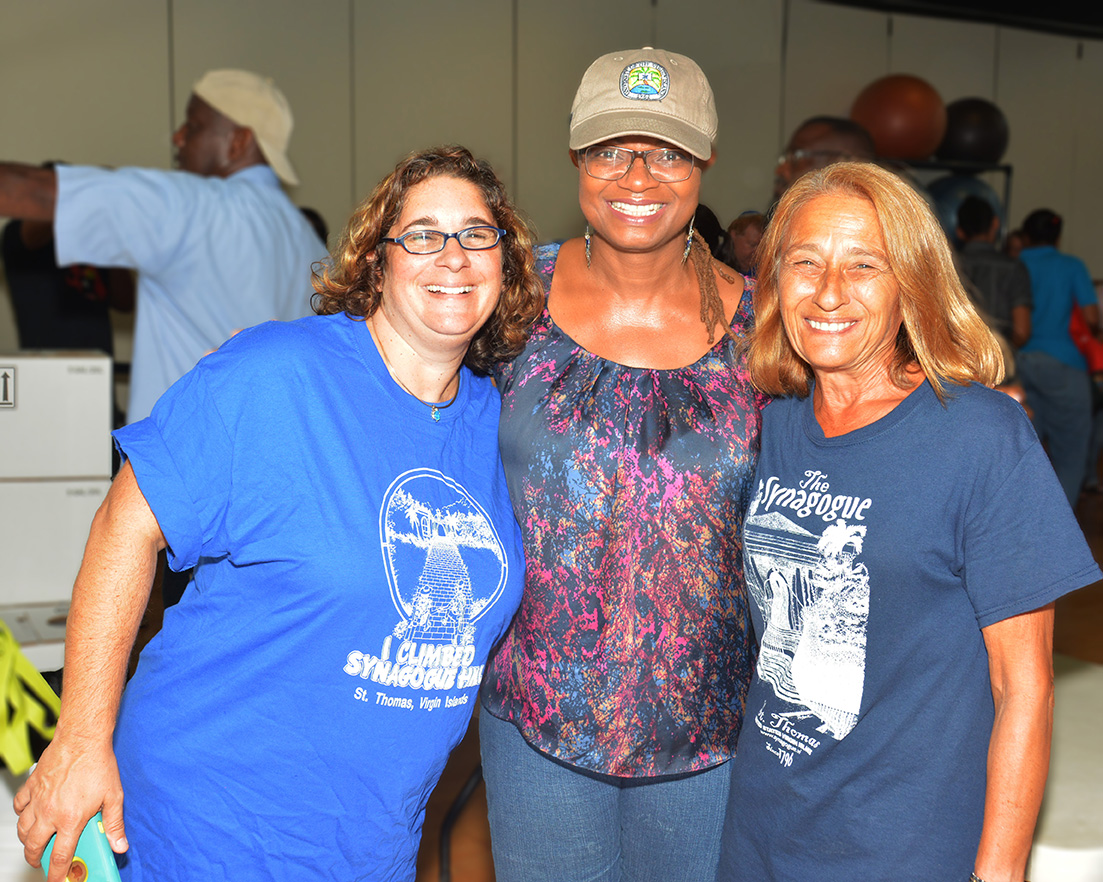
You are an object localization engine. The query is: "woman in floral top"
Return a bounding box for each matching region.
[479,47,766,882]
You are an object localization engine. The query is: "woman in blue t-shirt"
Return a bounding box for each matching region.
[716,161,1100,881]
[14,146,545,882]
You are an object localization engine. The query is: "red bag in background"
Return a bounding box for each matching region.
[1070,304,1103,373]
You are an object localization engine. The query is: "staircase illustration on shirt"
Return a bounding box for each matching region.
[380,468,508,648]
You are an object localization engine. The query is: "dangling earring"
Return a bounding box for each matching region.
[585,223,592,268]
[682,214,696,265]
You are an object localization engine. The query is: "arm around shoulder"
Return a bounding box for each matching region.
[13,462,166,882]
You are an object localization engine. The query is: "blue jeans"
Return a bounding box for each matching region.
[479,710,730,882]
[1017,350,1092,506]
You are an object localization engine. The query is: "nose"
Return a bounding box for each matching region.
[435,235,472,269]
[171,124,186,149]
[622,154,658,190]
[812,265,848,311]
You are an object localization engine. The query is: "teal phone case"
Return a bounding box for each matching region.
[41,812,121,881]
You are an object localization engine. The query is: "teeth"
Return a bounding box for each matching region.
[809,319,855,331]
[426,285,474,294]
[611,202,662,217]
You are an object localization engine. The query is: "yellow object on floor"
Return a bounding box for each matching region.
[0,619,61,775]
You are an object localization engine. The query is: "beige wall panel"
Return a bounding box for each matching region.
[782,0,887,142]
[1067,39,1103,278]
[997,28,1084,261]
[351,0,513,228]
[0,1,169,353]
[515,0,654,242]
[0,1,170,169]
[889,14,998,102]
[171,0,352,246]
[658,0,784,221]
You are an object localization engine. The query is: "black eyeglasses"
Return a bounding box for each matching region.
[776,148,853,168]
[581,145,696,183]
[381,226,507,254]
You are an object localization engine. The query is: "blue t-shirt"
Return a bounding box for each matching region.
[55,164,326,421]
[1018,244,1098,370]
[111,314,525,881]
[718,380,1100,880]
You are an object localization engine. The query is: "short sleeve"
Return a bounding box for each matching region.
[962,427,1100,628]
[55,165,193,275]
[112,354,236,570]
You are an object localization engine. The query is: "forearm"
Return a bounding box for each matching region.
[1083,304,1101,336]
[973,681,1053,879]
[1009,306,1031,349]
[974,605,1055,882]
[54,484,163,749]
[0,162,58,221]
[14,464,166,876]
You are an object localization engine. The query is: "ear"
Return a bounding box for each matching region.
[228,126,259,164]
[569,148,581,168]
[699,149,717,171]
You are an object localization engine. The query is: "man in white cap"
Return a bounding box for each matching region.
[0,69,327,423]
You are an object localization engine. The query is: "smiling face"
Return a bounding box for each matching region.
[779,192,904,390]
[377,175,504,355]
[577,136,707,257]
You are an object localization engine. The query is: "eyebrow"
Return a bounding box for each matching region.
[398,214,494,234]
[784,242,888,260]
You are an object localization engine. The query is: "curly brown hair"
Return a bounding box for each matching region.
[313,145,544,374]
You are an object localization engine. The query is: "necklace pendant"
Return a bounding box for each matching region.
[431,405,441,422]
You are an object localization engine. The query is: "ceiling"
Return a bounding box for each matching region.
[820,0,1103,40]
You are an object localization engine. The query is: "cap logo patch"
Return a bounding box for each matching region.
[620,61,669,101]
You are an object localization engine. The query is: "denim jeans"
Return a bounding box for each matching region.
[479,709,730,882]
[1017,350,1092,506]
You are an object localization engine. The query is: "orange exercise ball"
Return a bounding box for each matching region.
[850,74,947,161]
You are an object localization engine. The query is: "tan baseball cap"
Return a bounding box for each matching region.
[193,69,300,186]
[569,48,717,161]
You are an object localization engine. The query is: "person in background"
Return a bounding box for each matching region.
[772,115,875,203]
[0,68,327,424]
[716,161,1100,882]
[14,145,544,882]
[1016,208,1099,505]
[694,203,731,262]
[479,47,765,882]
[1005,227,1026,259]
[725,210,766,277]
[955,195,1032,350]
[300,205,329,246]
[2,181,134,357]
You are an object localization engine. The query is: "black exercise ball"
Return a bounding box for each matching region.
[935,97,1010,163]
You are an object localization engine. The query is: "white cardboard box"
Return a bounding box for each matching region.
[0,351,113,479]
[0,479,106,605]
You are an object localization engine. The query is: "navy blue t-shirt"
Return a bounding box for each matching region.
[718,380,1100,880]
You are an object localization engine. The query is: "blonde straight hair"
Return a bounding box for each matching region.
[748,161,1004,400]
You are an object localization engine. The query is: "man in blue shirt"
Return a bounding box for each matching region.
[1016,208,1100,505]
[0,69,327,423]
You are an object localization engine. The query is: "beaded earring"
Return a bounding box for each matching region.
[682,214,697,265]
[585,223,592,268]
